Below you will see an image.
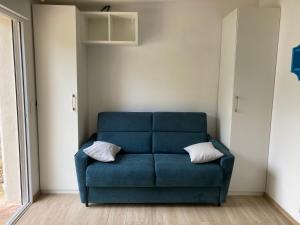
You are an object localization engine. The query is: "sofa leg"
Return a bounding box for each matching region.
[218,202,221,207]
[85,186,89,207]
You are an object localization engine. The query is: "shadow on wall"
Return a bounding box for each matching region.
[216,117,221,140]
[265,170,277,197]
[230,148,268,192]
[125,2,164,45]
[208,115,217,136]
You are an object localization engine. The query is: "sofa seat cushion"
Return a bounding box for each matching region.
[154,154,223,187]
[86,154,155,187]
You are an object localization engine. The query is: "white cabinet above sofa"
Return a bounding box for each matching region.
[81,12,138,45]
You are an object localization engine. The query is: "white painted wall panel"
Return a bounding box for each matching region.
[230,8,280,192]
[217,9,238,147]
[33,5,79,191]
[218,8,280,193]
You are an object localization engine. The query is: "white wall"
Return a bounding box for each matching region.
[86,0,258,136]
[0,0,40,197]
[260,0,300,223]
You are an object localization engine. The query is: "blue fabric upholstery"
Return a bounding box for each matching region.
[98,112,152,132]
[86,154,155,187]
[152,112,208,154]
[153,112,207,132]
[153,132,208,154]
[88,187,220,203]
[209,135,235,202]
[97,132,152,154]
[74,134,97,203]
[97,112,153,153]
[154,154,223,187]
[74,112,235,205]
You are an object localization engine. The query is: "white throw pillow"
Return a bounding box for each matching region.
[83,141,121,162]
[184,142,224,163]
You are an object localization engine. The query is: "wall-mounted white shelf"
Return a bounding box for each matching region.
[81,12,138,45]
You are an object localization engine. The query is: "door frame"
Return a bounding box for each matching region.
[0,4,32,225]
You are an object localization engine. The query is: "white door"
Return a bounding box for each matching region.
[230,8,280,192]
[33,5,79,191]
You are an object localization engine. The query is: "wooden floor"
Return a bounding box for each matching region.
[16,195,291,225]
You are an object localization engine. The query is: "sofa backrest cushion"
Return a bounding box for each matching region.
[98,132,152,154]
[97,112,153,153]
[153,132,208,154]
[98,112,152,132]
[153,112,208,154]
[153,112,207,132]
[97,112,208,154]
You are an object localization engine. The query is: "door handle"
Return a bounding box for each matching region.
[234,96,239,113]
[72,94,76,111]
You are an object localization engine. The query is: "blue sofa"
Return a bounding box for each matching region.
[75,112,234,206]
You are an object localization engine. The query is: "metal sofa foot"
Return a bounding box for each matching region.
[85,186,89,207]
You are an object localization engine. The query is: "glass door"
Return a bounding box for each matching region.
[0,9,30,225]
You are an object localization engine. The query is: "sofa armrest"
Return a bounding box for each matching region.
[74,133,96,203]
[208,135,235,202]
[208,136,234,175]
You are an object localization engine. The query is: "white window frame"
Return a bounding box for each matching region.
[0,4,32,225]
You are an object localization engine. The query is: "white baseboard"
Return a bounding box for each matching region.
[265,193,300,225]
[41,189,264,196]
[41,189,79,194]
[228,191,264,196]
